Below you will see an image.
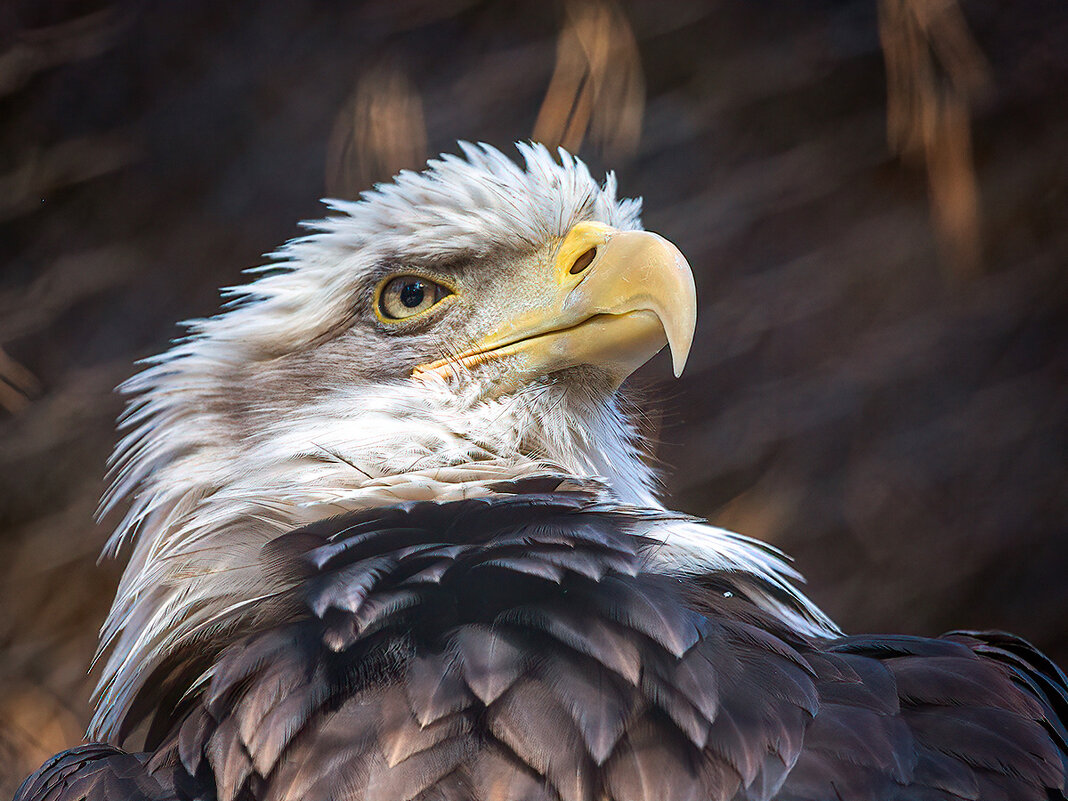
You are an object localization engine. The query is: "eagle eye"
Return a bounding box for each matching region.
[377,275,454,321]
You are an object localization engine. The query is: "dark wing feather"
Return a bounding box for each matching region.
[950,630,1068,749]
[14,744,173,801]
[775,632,1068,801]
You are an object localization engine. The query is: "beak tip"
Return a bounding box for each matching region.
[670,345,691,378]
[666,303,696,379]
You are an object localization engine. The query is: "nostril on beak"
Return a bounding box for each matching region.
[569,247,597,275]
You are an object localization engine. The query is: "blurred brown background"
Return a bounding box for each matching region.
[1,0,1065,792]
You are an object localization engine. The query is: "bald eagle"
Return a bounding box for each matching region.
[17,143,1068,801]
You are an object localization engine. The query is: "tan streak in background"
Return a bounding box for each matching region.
[326,65,428,199]
[0,346,41,415]
[533,0,644,161]
[880,0,991,277]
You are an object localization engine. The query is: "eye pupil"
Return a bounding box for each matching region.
[400,281,426,308]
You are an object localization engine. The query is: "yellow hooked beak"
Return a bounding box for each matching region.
[413,222,697,389]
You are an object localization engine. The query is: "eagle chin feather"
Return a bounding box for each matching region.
[16,143,1068,801]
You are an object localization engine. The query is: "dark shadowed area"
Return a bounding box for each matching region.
[0,0,1065,792]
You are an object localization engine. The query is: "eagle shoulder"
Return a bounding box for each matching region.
[776,632,1068,800]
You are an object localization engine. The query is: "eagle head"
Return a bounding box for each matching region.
[92,142,829,741]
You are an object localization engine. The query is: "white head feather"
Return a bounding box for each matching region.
[90,142,837,741]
